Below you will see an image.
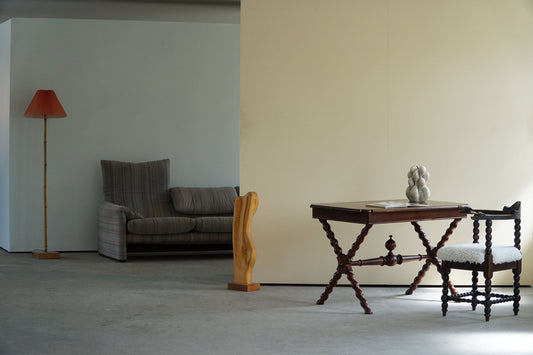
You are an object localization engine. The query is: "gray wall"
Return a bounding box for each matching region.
[4,17,239,251]
[0,21,11,250]
[0,0,240,24]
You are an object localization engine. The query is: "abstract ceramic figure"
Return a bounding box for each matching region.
[406,165,430,203]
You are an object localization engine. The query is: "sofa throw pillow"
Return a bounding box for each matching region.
[170,187,237,215]
[124,206,144,220]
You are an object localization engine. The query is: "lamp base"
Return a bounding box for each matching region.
[32,250,60,259]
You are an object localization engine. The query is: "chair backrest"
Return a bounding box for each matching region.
[470,201,521,259]
[101,159,178,217]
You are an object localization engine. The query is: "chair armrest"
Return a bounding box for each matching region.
[467,201,521,221]
[98,201,129,261]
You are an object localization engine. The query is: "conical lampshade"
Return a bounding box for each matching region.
[24,90,67,118]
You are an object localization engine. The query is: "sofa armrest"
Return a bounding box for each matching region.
[98,201,129,261]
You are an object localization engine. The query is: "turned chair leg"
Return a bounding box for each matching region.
[484,275,492,322]
[471,270,478,311]
[513,267,520,316]
[441,264,449,317]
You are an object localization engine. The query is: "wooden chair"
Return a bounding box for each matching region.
[438,202,522,321]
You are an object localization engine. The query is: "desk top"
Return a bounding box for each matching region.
[310,200,469,224]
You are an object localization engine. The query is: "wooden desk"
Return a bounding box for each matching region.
[310,200,469,314]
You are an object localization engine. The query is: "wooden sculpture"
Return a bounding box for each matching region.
[228,191,260,292]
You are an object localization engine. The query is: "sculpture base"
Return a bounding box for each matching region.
[228,282,260,292]
[32,250,60,259]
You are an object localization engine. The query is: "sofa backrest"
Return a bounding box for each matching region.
[170,187,237,216]
[101,159,178,218]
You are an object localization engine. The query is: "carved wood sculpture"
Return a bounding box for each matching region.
[228,191,260,292]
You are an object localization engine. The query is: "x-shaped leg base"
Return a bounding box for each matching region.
[405,219,461,295]
[316,220,374,314]
[316,218,462,314]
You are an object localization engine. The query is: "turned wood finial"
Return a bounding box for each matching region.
[385,235,396,252]
[228,191,260,292]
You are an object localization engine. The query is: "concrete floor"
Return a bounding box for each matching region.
[1,250,532,355]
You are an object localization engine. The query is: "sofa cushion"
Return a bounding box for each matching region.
[127,232,233,245]
[170,187,237,215]
[195,216,233,233]
[127,217,195,235]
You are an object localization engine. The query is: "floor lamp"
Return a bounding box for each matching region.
[24,90,67,259]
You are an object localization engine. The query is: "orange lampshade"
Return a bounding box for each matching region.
[24,90,67,118]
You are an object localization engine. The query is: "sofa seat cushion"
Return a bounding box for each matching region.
[195,216,233,233]
[170,187,237,215]
[127,217,195,235]
[127,232,232,245]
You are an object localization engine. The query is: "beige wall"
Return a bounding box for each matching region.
[241,0,533,285]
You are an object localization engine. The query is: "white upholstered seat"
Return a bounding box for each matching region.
[438,244,522,264]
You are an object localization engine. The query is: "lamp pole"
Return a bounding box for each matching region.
[43,115,48,253]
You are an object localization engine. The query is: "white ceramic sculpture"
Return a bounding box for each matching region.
[406,165,430,203]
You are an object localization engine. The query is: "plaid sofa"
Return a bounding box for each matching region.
[98,159,236,261]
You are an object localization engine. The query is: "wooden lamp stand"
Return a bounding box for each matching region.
[24,90,66,260]
[32,115,60,259]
